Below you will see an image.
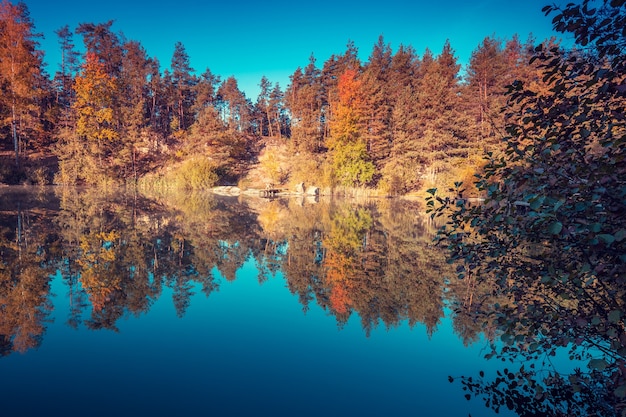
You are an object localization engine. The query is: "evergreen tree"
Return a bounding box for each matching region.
[191,67,220,118]
[464,36,509,142]
[285,55,324,153]
[169,41,196,131]
[53,25,80,112]
[75,21,123,78]
[216,76,250,133]
[118,40,152,181]
[269,82,285,138]
[360,35,393,171]
[321,41,360,141]
[255,75,273,137]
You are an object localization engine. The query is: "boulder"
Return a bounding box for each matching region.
[295,182,305,194]
[305,186,319,196]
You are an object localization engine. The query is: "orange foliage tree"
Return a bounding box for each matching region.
[327,68,375,186]
[0,0,44,167]
[57,52,119,184]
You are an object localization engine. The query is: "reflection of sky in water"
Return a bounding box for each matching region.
[0,260,519,417]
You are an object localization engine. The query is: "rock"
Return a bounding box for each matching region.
[295,182,305,194]
[212,186,241,196]
[305,186,319,196]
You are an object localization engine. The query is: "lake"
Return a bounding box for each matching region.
[0,186,517,416]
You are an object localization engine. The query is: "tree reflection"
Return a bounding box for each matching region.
[0,188,453,356]
[0,189,56,353]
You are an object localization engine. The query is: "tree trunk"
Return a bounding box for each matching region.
[12,102,18,167]
[266,107,273,137]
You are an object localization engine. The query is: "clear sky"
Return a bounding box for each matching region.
[22,0,566,99]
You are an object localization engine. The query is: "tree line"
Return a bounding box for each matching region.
[0,0,553,192]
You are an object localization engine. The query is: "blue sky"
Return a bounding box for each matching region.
[23,0,566,99]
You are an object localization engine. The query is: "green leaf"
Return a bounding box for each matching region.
[588,358,607,371]
[614,384,626,399]
[530,195,545,210]
[549,221,563,235]
[598,234,615,245]
[615,229,626,241]
[608,310,622,324]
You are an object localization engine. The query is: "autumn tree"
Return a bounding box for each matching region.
[327,68,374,187]
[56,52,118,185]
[0,0,45,167]
[75,21,123,78]
[320,41,360,141]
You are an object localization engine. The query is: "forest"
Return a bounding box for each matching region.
[0,0,553,195]
[1,0,625,414]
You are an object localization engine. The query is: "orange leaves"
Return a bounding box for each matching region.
[324,250,353,315]
[73,52,118,141]
[77,230,122,312]
[337,68,363,107]
[329,68,364,146]
[74,53,115,102]
[329,281,350,315]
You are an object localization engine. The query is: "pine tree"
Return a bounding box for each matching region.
[360,36,393,171]
[53,25,80,113]
[269,82,285,138]
[255,76,273,137]
[285,55,323,153]
[191,68,220,118]
[118,40,152,181]
[216,76,250,133]
[464,36,509,142]
[170,41,196,131]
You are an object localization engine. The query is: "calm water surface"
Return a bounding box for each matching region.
[0,187,513,417]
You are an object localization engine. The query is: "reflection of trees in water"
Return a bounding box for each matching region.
[0,189,463,355]
[254,198,451,336]
[0,189,57,354]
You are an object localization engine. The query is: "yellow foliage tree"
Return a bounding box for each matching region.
[69,52,119,184]
[327,68,375,186]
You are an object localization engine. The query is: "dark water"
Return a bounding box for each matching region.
[0,187,513,417]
